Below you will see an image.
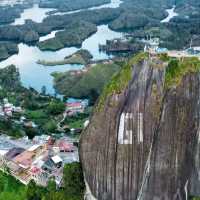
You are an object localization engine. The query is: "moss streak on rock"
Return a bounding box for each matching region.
[97,52,148,110]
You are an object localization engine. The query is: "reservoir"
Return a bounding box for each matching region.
[12,4,55,25]
[0,0,123,95]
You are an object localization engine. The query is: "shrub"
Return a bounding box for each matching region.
[47,101,65,115]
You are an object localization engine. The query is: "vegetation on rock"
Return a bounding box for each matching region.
[97,52,148,110]
[95,53,200,111]
[165,57,200,89]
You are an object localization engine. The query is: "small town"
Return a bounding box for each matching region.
[0,134,79,186]
[0,96,88,187]
[0,98,23,117]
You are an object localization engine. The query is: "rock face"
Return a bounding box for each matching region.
[80,54,200,200]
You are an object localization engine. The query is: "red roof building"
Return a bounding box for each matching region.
[65,102,84,115]
[58,140,74,152]
[30,166,41,175]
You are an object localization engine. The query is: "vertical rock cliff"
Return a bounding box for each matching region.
[80,53,200,200]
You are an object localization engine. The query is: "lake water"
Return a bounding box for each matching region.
[161,6,178,23]
[54,0,122,15]
[39,30,60,42]
[0,0,123,95]
[0,0,23,6]
[12,4,55,25]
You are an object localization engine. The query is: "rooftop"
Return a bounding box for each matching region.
[0,134,79,186]
[14,150,35,169]
[30,166,41,175]
[28,144,41,152]
[58,140,74,152]
[0,149,8,156]
[66,102,82,107]
[5,147,25,160]
[51,155,63,164]
[66,98,89,104]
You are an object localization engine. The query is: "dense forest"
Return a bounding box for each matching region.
[37,21,97,50]
[39,0,110,12]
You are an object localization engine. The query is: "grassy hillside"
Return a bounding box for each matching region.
[52,62,121,103]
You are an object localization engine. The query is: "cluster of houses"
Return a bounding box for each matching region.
[0,97,88,186]
[0,98,38,129]
[143,37,168,54]
[0,98,23,117]
[186,47,200,56]
[143,37,200,59]
[65,98,89,116]
[0,134,78,186]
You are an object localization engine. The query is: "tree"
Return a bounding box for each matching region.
[0,178,4,193]
[45,178,58,200]
[41,86,47,95]
[25,127,38,139]
[63,162,85,198]
[88,89,99,105]
[26,180,40,200]
[44,120,57,133]
[47,178,56,193]
[47,100,65,115]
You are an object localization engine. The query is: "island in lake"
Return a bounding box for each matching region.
[37,49,93,66]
